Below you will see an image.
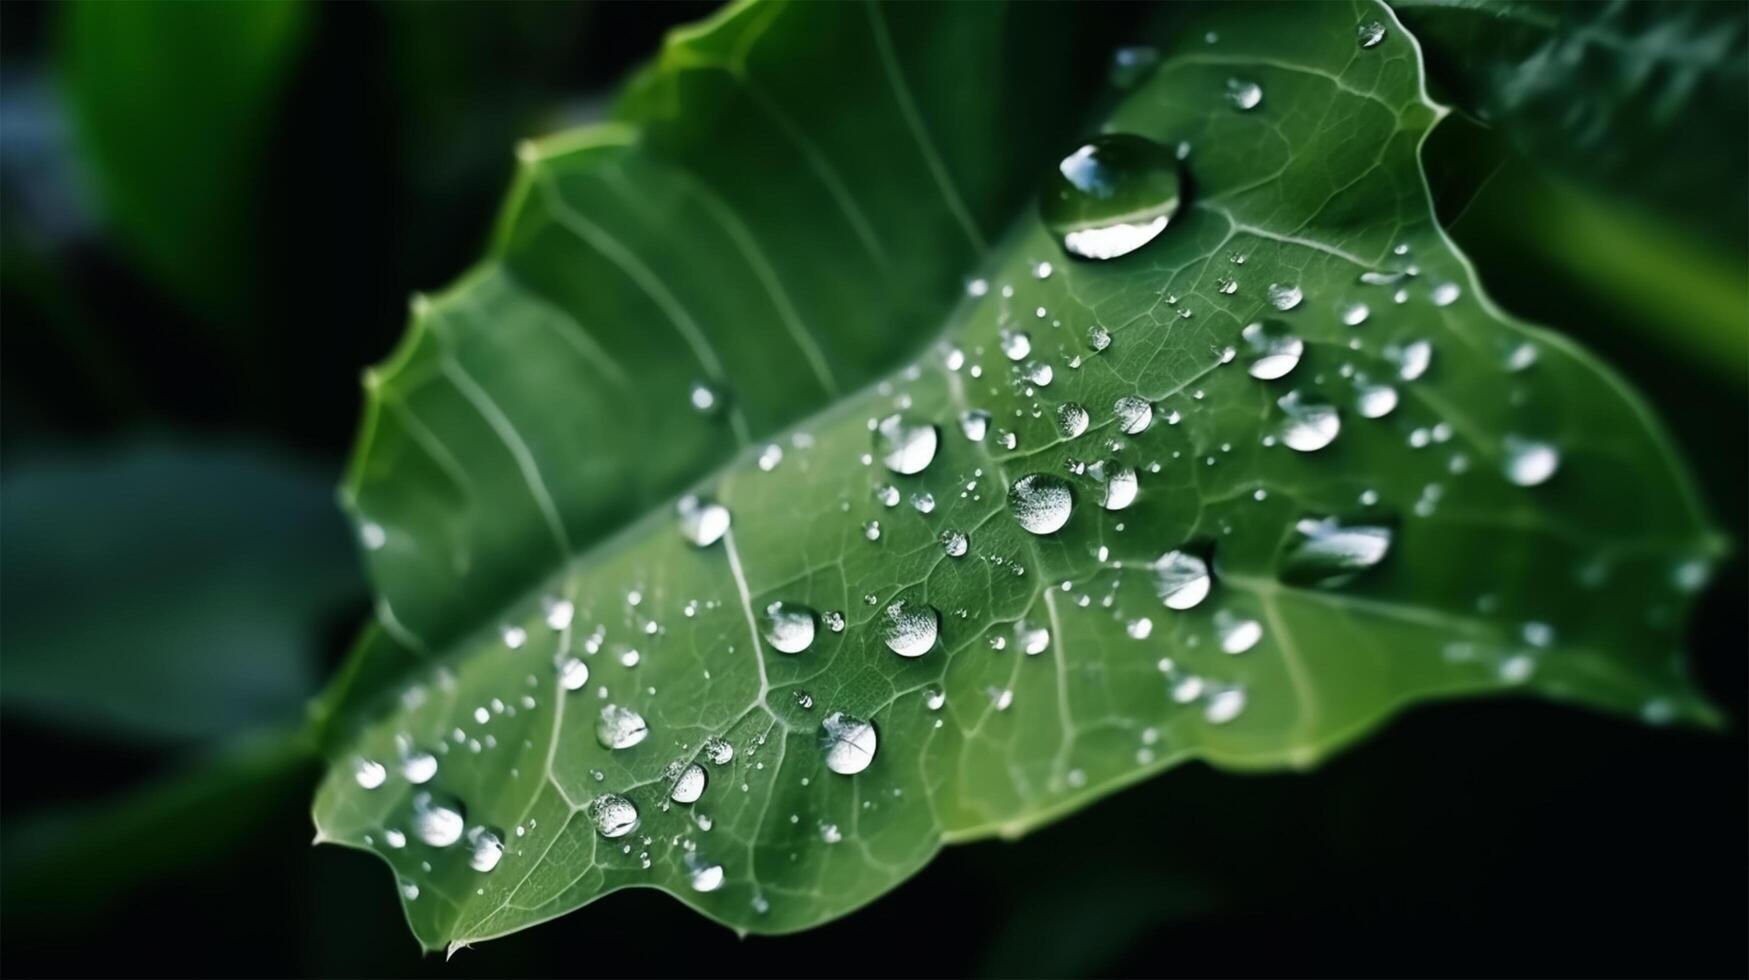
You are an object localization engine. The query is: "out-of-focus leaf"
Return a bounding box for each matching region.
[312,0,1720,950]
[61,0,307,324]
[1396,0,1749,253]
[0,441,361,741]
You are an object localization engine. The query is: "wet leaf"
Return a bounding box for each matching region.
[312,0,1721,949]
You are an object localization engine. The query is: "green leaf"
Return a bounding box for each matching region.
[313,0,1721,949]
[62,0,308,324]
[1,441,361,742]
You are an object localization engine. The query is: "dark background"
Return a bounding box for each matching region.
[2,2,1743,977]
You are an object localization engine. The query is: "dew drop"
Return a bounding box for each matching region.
[1503,436,1560,486]
[558,656,589,691]
[1395,340,1433,381]
[670,763,707,804]
[1114,395,1153,434]
[1431,282,1461,306]
[1095,459,1139,511]
[940,528,969,558]
[411,791,466,847]
[689,381,724,415]
[467,826,505,872]
[1025,360,1054,386]
[1279,516,1394,587]
[677,495,731,547]
[999,328,1033,361]
[1154,550,1212,610]
[875,414,939,475]
[398,743,438,785]
[595,704,649,750]
[1357,20,1388,48]
[1086,325,1112,352]
[1241,319,1304,379]
[1057,402,1090,438]
[1266,282,1302,311]
[1109,45,1161,89]
[1216,612,1263,654]
[589,793,639,838]
[1041,134,1182,260]
[1204,687,1247,724]
[761,601,817,654]
[823,609,847,633]
[1226,77,1263,110]
[687,858,725,893]
[1277,391,1341,451]
[1009,473,1075,535]
[959,409,991,443]
[543,597,574,631]
[881,600,940,658]
[924,687,946,711]
[703,736,734,766]
[821,712,878,775]
[1356,384,1399,419]
[354,758,387,790]
[1021,626,1051,655]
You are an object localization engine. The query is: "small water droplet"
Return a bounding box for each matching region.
[882,600,940,657]
[411,791,466,847]
[823,609,847,632]
[1021,626,1051,655]
[1431,282,1461,306]
[1266,282,1302,310]
[596,704,649,750]
[1394,340,1432,380]
[1277,391,1341,451]
[703,736,734,766]
[1127,617,1154,639]
[999,328,1033,361]
[821,712,878,775]
[1155,550,1212,610]
[590,794,640,838]
[757,444,783,471]
[1025,360,1054,386]
[1009,473,1075,534]
[875,414,939,475]
[398,742,438,784]
[959,409,991,442]
[1086,325,1112,352]
[924,687,946,711]
[1094,459,1139,511]
[794,689,815,710]
[1357,20,1388,48]
[761,601,818,654]
[1216,612,1263,654]
[1356,384,1399,418]
[543,597,574,631]
[1114,395,1153,434]
[1341,303,1370,326]
[467,826,505,872]
[940,528,969,557]
[1226,77,1263,110]
[1503,436,1559,486]
[1241,319,1304,379]
[687,857,725,893]
[1204,686,1247,724]
[1042,134,1182,260]
[558,656,589,691]
[677,495,731,547]
[689,381,725,415]
[670,763,707,804]
[1057,402,1090,438]
[1279,516,1394,587]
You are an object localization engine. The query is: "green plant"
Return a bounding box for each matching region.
[308,0,1728,952]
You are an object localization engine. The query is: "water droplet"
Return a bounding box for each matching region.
[1341,302,1370,326]
[794,689,815,710]
[1114,395,1153,434]
[1431,282,1461,306]
[1356,384,1399,418]
[677,495,731,547]
[821,712,878,775]
[1057,402,1090,438]
[1277,391,1341,451]
[1241,319,1304,379]
[1357,20,1388,48]
[1266,282,1302,310]
[467,826,505,872]
[1109,45,1161,88]
[1279,516,1394,587]
[924,687,946,711]
[1226,77,1263,110]
[1155,550,1212,610]
[882,600,940,657]
[823,609,847,632]
[670,763,707,804]
[596,704,649,750]
[689,381,724,415]
[398,743,438,784]
[360,522,387,551]
[589,794,639,838]
[1216,612,1263,654]
[1021,626,1051,655]
[761,601,817,654]
[400,880,420,901]
[558,656,589,691]
[1505,342,1538,371]
[959,409,991,442]
[999,328,1033,361]
[1041,134,1182,260]
[1025,360,1055,386]
[544,597,574,631]
[501,625,527,649]
[757,443,783,471]
[966,278,989,297]
[1204,687,1247,724]
[1503,436,1559,486]
[687,858,725,893]
[1127,617,1154,639]
[1394,340,1432,380]
[864,520,882,541]
[411,791,465,847]
[940,528,969,557]
[875,414,939,475]
[354,758,387,790]
[1009,473,1075,535]
[703,736,734,766]
[1087,325,1112,352]
[1094,460,1139,511]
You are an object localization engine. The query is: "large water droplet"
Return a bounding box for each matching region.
[999,328,1032,361]
[959,409,991,442]
[467,826,505,872]
[558,656,589,691]
[687,857,725,893]
[1241,319,1304,379]
[1009,473,1075,535]
[1394,340,1432,381]
[1114,395,1153,434]
[678,494,731,547]
[875,414,939,475]
[1266,282,1302,310]
[411,791,466,847]
[1041,134,1182,261]
[589,793,639,838]
[596,704,649,750]
[1279,516,1394,587]
[761,601,817,654]
[354,758,387,790]
[1356,384,1398,419]
[1503,436,1559,487]
[1093,459,1138,511]
[821,712,878,775]
[882,600,940,658]
[1154,550,1212,610]
[670,762,707,804]
[1277,391,1341,451]
[1215,611,1263,654]
[1357,20,1388,48]
[703,736,734,766]
[1057,402,1090,438]
[397,739,438,784]
[941,528,969,558]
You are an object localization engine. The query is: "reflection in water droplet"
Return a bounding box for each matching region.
[1095,460,1139,511]
[1277,391,1341,451]
[467,826,505,872]
[875,414,939,475]
[1503,436,1559,486]
[941,528,969,558]
[1356,384,1399,419]
[1226,77,1263,110]
[1057,402,1090,438]
[558,656,589,691]
[761,601,817,654]
[678,495,731,547]
[596,704,649,750]
[1114,395,1153,434]
[1266,283,1302,310]
[1009,473,1075,534]
[590,793,639,838]
[412,791,466,847]
[1357,20,1388,48]
[670,763,707,804]
[959,409,991,442]
[1279,516,1394,587]
[355,758,387,790]
[882,600,940,657]
[1041,134,1182,260]
[1241,319,1304,379]
[822,712,878,775]
[1155,550,1212,610]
